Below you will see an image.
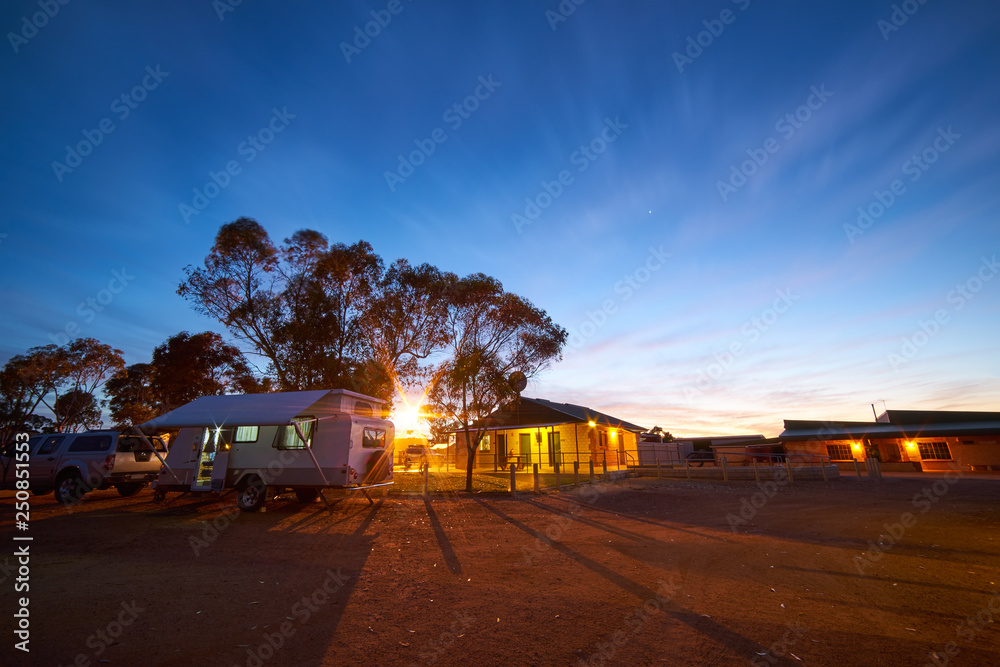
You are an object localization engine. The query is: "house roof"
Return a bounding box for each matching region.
[471,396,646,432]
[780,415,1000,441]
[138,389,370,430]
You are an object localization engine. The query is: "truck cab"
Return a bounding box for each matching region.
[0,431,167,504]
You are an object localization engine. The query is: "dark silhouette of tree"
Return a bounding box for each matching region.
[427,274,567,492]
[150,331,264,410]
[103,363,158,428]
[179,220,451,404]
[55,389,102,432]
[2,338,124,434]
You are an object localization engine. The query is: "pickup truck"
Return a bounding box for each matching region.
[0,430,167,504]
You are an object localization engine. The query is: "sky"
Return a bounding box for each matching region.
[2,0,999,437]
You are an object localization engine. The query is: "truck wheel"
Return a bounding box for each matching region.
[116,482,145,497]
[237,476,267,512]
[294,489,319,503]
[54,471,85,504]
[152,488,167,502]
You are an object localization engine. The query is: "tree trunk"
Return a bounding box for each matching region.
[464,425,476,493]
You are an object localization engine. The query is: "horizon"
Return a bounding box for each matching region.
[2,1,999,439]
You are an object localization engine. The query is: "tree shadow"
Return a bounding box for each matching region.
[424,498,462,575]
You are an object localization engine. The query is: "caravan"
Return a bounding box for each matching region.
[138,389,393,511]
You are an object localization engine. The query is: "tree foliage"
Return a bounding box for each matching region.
[102,332,267,428]
[178,219,449,403]
[54,389,102,432]
[103,363,158,428]
[1,338,124,436]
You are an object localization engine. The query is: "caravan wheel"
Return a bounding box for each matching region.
[237,476,267,512]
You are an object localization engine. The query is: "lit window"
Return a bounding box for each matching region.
[235,426,258,443]
[917,442,951,461]
[275,418,315,450]
[826,444,853,460]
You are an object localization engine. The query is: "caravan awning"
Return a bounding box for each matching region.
[138,390,330,430]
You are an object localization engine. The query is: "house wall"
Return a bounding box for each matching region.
[784,436,1000,472]
[450,423,638,470]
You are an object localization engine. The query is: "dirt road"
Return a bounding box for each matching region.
[1,474,998,666]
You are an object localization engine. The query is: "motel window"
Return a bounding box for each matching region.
[826,444,853,461]
[234,426,259,443]
[480,435,491,452]
[275,418,315,450]
[363,428,386,449]
[917,442,952,461]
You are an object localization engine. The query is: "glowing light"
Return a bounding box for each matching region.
[610,431,617,439]
[905,441,917,451]
[851,442,862,451]
[588,421,596,427]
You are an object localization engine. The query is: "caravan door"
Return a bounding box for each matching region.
[191,427,231,492]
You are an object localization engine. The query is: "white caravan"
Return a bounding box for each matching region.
[137,389,394,511]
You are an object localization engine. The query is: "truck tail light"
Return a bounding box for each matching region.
[104,454,116,471]
[159,465,167,475]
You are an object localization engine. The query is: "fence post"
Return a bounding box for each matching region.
[721,455,729,482]
[656,458,661,480]
[510,463,516,495]
[601,459,607,481]
[854,459,862,482]
[555,462,561,490]
[533,463,540,493]
[752,457,760,484]
[422,462,429,497]
[785,457,794,483]
[684,456,690,480]
[574,460,580,486]
[589,460,595,483]
[820,457,828,483]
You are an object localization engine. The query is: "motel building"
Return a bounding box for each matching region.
[447,397,646,472]
[779,410,1000,472]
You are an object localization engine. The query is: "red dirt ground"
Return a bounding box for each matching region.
[1,473,998,666]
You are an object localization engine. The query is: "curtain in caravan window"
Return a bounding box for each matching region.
[276,418,315,449]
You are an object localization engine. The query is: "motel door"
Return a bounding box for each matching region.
[519,433,532,465]
[547,432,561,466]
[496,434,507,466]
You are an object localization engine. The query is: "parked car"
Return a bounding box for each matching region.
[0,430,167,504]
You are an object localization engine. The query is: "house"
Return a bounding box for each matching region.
[447,397,646,471]
[779,410,1000,472]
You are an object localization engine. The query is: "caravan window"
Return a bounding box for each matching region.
[355,401,374,417]
[362,428,386,449]
[234,426,258,443]
[275,418,315,450]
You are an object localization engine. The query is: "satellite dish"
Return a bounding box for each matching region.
[509,371,527,393]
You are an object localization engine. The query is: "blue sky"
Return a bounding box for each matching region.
[2,0,999,436]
